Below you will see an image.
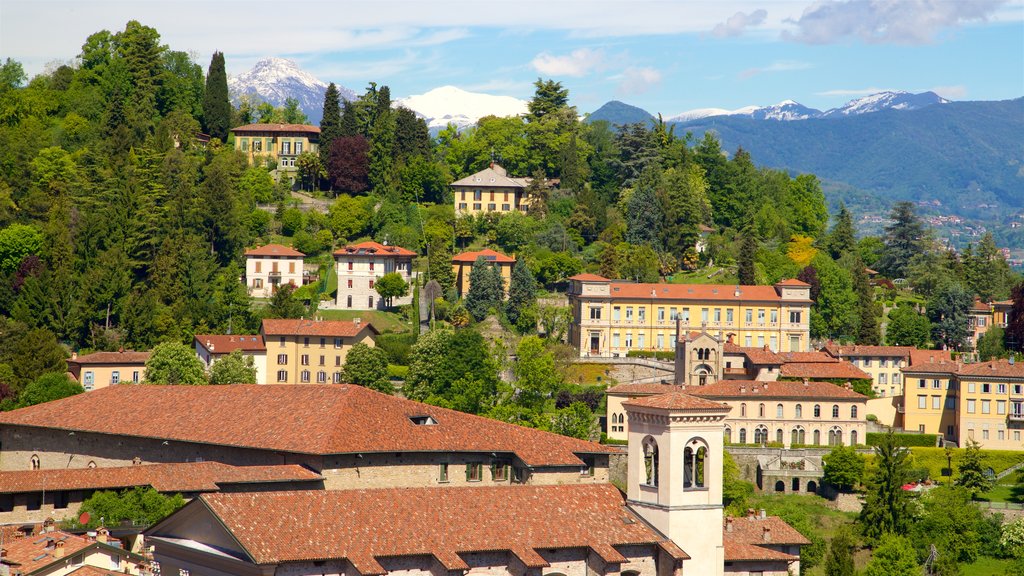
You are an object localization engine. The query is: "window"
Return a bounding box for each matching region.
[626,307,634,321]
[638,308,645,322]
[999,383,1007,394]
[84,371,94,390]
[851,405,857,418]
[770,336,777,352]
[348,260,354,271]
[346,295,352,308]
[983,429,990,440]
[918,379,926,389]
[983,383,992,393]
[277,354,288,365]
[487,203,496,211]
[369,279,375,289]
[832,404,840,418]
[300,370,310,383]
[758,309,766,323]
[658,308,665,321]
[612,333,620,348]
[277,370,287,382]
[473,190,482,201]
[625,333,633,347]
[501,203,510,211]
[795,404,803,418]
[303,337,310,347]
[466,463,483,482]
[746,310,753,323]
[638,334,645,348]
[740,403,746,417]
[30,454,40,470]
[333,371,342,383]
[111,370,120,385]
[933,379,941,389]
[439,463,449,483]
[918,396,927,409]
[932,396,941,409]
[967,399,976,413]
[334,338,342,349]
[759,403,766,417]
[301,354,310,366]
[253,278,263,289]
[739,428,747,443]
[727,309,734,323]
[814,404,821,418]
[491,461,510,481]
[642,437,659,485]
[613,307,621,321]
[776,404,784,418]
[770,310,778,323]
[590,307,601,320]
[968,382,976,393]
[458,202,467,210]
[281,141,291,155]
[335,356,342,366]
[745,335,752,347]
[132,371,140,383]
[369,296,374,307]
[702,308,709,323]
[473,203,481,210]
[945,397,956,410]
[789,311,802,323]
[657,334,664,348]
[295,141,303,154]
[983,400,991,414]
[998,400,1007,415]
[317,371,327,383]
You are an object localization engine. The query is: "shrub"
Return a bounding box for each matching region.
[865,432,939,447]
[625,350,675,361]
[375,333,417,365]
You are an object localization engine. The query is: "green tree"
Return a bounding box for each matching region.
[976,324,1006,361]
[207,349,257,384]
[955,439,993,495]
[404,329,499,414]
[738,232,756,285]
[886,303,931,347]
[506,261,537,330]
[266,284,306,319]
[784,174,828,239]
[202,51,230,142]
[0,223,44,274]
[78,487,186,528]
[513,336,561,411]
[342,342,391,394]
[913,485,984,564]
[823,527,856,576]
[328,194,372,240]
[811,254,858,340]
[852,257,881,344]
[0,58,26,92]
[827,203,857,259]
[282,97,307,124]
[878,201,926,279]
[548,401,596,440]
[822,445,865,491]
[527,78,569,121]
[928,283,972,351]
[722,451,754,515]
[18,372,83,407]
[965,233,1012,302]
[374,272,409,308]
[864,534,918,576]
[145,342,207,385]
[859,431,912,539]
[625,174,661,247]
[1001,517,1024,559]
[465,256,502,321]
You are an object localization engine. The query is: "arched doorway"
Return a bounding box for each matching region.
[775,480,785,492]
[807,480,818,493]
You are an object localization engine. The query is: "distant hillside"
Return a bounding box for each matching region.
[672,98,1024,220]
[586,101,653,125]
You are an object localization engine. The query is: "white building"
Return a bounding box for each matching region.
[334,241,416,310]
[194,334,268,384]
[244,244,305,298]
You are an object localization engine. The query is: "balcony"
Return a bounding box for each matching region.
[268,270,282,278]
[1010,412,1024,422]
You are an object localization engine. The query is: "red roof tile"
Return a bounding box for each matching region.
[334,241,416,257]
[606,383,684,396]
[775,279,810,287]
[687,380,866,400]
[261,318,377,337]
[231,123,320,134]
[822,344,915,358]
[778,351,838,363]
[0,462,322,494]
[67,567,127,576]
[725,515,810,547]
[605,282,808,303]
[194,334,266,354]
[68,350,150,365]
[623,391,730,412]
[779,361,870,380]
[908,348,954,367]
[0,385,612,467]
[723,541,798,561]
[452,248,516,263]
[244,243,304,257]
[723,343,783,364]
[568,273,610,282]
[1,531,95,573]
[958,358,1024,378]
[192,484,685,565]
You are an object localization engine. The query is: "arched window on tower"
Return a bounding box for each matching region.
[642,436,659,487]
[683,438,709,489]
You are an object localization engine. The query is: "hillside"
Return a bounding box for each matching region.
[586,100,653,125]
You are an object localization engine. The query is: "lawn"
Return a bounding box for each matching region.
[563,363,616,387]
[317,308,411,333]
[666,267,737,285]
[964,556,1015,575]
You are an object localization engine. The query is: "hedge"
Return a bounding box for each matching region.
[865,432,939,447]
[376,333,417,365]
[865,447,1024,480]
[626,350,675,361]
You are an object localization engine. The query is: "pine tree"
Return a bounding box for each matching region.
[506,261,537,326]
[202,51,230,142]
[319,83,342,168]
[738,232,756,285]
[853,257,881,344]
[823,528,856,576]
[465,257,500,321]
[878,201,925,279]
[828,203,857,259]
[955,439,994,496]
[527,78,569,121]
[859,431,912,539]
[625,170,661,248]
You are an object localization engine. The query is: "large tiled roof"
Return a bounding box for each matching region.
[244,243,304,257]
[451,164,529,188]
[687,380,866,401]
[0,462,322,494]
[821,344,914,358]
[959,358,1024,378]
[67,567,129,576]
[903,359,959,375]
[334,241,416,257]
[778,351,837,363]
[568,273,610,282]
[726,515,810,547]
[231,123,320,134]
[452,248,516,263]
[0,385,612,467]
[775,279,810,287]
[606,383,684,396]
[194,334,266,354]
[261,318,377,337]
[604,282,808,303]
[779,361,870,380]
[723,343,783,364]
[191,484,688,568]
[68,350,150,365]
[623,391,730,412]
[1,531,95,573]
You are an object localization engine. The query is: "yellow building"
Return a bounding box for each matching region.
[67,349,150,391]
[820,344,917,398]
[901,358,959,441]
[568,275,812,358]
[452,248,515,298]
[452,163,531,215]
[958,359,1024,449]
[262,318,378,384]
[230,123,320,170]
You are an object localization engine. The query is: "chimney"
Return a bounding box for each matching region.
[727,334,734,344]
[43,518,55,533]
[726,517,734,532]
[759,509,767,519]
[118,346,124,353]
[803,378,809,387]
[96,526,109,544]
[53,540,65,558]
[747,508,756,519]
[71,352,78,360]
[762,526,772,542]
[353,317,361,326]
[845,381,852,389]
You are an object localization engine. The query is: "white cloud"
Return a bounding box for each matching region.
[530,48,605,77]
[815,86,898,96]
[739,59,813,78]
[616,66,663,96]
[930,84,968,99]
[784,0,1008,44]
[712,9,768,37]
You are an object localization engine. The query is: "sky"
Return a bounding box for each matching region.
[2,0,1023,115]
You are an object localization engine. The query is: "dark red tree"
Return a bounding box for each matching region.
[1007,281,1024,351]
[327,135,370,194]
[797,265,821,303]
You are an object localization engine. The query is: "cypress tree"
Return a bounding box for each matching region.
[828,203,856,259]
[506,261,536,325]
[853,257,881,344]
[738,232,757,285]
[823,528,856,576]
[320,83,342,167]
[465,257,500,321]
[202,51,230,142]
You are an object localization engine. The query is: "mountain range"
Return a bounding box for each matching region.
[227,58,355,125]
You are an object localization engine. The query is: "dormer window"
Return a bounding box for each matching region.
[409,415,437,426]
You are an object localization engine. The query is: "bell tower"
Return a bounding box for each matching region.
[624,391,730,576]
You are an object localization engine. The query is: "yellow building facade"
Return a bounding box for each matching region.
[230,123,320,170]
[67,350,150,391]
[452,249,515,298]
[262,318,378,384]
[568,276,812,358]
[452,164,531,215]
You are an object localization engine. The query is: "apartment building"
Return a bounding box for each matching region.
[334,241,416,310]
[452,248,515,298]
[452,163,531,215]
[244,244,305,298]
[568,275,812,358]
[230,123,320,170]
[820,344,916,397]
[261,318,378,384]
[66,349,149,391]
[194,334,268,384]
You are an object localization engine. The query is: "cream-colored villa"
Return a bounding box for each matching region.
[452,164,531,215]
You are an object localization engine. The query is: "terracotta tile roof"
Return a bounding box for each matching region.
[0,462,322,494]
[778,351,837,363]
[606,383,684,396]
[623,391,730,412]
[0,385,612,467]
[191,484,686,566]
[779,361,870,380]
[687,380,866,401]
[958,358,1024,378]
[568,273,610,282]
[604,282,809,303]
[261,318,378,337]
[244,243,304,257]
[451,248,516,263]
[194,334,266,354]
[903,360,959,375]
[334,241,416,257]
[971,299,992,312]
[231,123,320,134]
[723,343,783,364]
[68,350,150,365]
[822,344,915,358]
[726,515,810,547]
[908,348,953,367]
[66,567,126,576]
[723,540,798,561]
[1,531,94,573]
[775,278,810,287]
[451,164,529,188]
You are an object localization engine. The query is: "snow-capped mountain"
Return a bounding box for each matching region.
[227,58,356,125]
[820,90,950,117]
[749,100,822,121]
[395,86,528,131]
[666,106,754,123]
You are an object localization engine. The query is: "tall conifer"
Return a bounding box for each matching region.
[202,51,230,142]
[320,83,342,167]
